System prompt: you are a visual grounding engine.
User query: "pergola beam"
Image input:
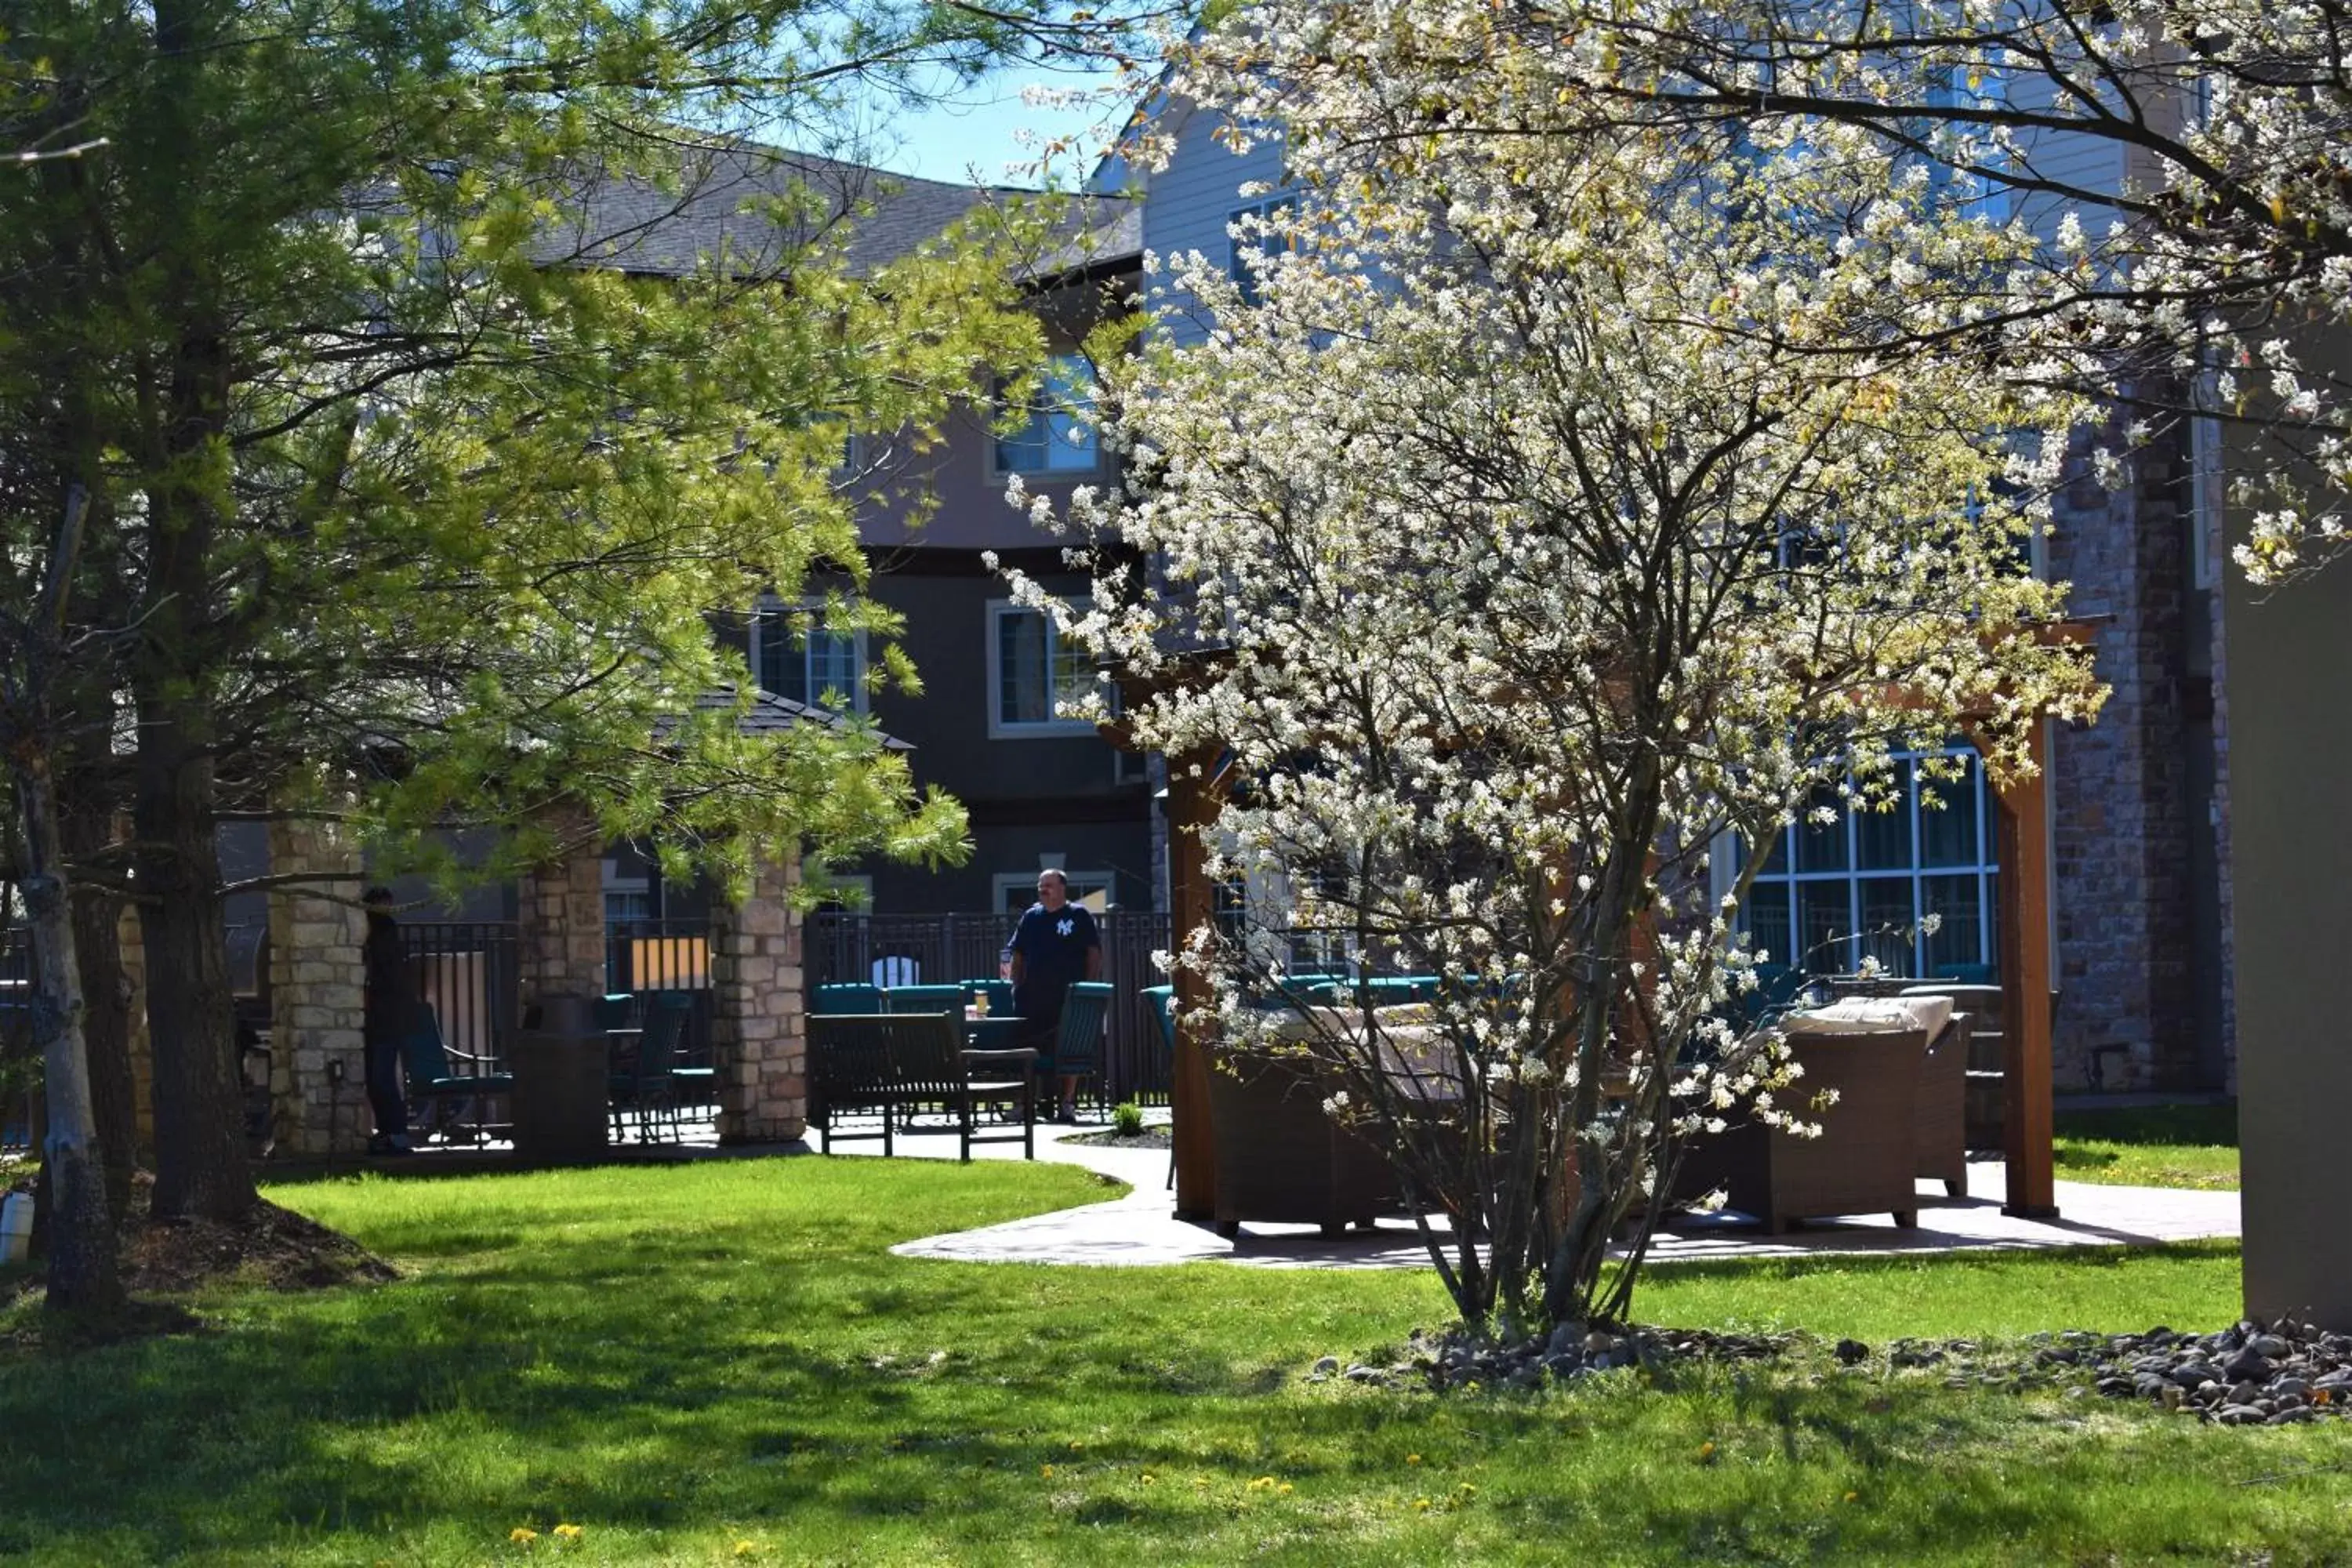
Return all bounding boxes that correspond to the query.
[1991,714,2060,1217]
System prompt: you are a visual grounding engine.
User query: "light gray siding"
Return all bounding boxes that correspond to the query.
[1139,105,1285,346]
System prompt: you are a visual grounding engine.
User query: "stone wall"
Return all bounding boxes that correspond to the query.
[2046,418,2203,1091]
[265,816,370,1154]
[710,852,806,1143]
[517,816,607,1007]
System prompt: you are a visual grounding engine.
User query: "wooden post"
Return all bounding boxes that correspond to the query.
[1165,749,1221,1219]
[1991,716,2058,1218]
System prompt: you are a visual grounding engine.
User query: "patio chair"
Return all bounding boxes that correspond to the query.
[906,1012,1039,1161]
[812,983,884,1015]
[608,993,686,1143]
[400,1001,514,1144]
[1054,981,1115,1115]
[1901,982,2006,1154]
[1206,1043,1396,1237]
[1675,1026,1927,1233]
[808,1013,902,1155]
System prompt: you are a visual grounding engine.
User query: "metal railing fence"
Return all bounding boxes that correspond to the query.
[804,909,1178,1106]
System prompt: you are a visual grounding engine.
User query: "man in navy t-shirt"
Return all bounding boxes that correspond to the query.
[1008,869,1103,1123]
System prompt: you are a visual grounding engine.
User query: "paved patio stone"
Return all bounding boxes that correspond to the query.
[866,1120,2241,1271]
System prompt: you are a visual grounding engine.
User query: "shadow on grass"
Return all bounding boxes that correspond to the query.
[0,1161,2300,1565]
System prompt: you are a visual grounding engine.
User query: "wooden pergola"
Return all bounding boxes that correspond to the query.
[1120,662,2081,1226]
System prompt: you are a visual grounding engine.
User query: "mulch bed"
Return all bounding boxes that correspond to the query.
[0,1170,396,1347]
[1062,1127,1174,1150]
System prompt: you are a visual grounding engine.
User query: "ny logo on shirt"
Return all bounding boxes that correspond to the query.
[1056,918,1076,937]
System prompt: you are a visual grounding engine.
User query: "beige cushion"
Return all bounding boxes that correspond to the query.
[1784,995,1953,1040]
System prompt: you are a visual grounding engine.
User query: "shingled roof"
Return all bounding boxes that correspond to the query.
[689,684,913,750]
[534,140,1138,281]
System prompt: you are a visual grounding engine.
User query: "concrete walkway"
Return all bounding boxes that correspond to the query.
[867,1117,2241,1271]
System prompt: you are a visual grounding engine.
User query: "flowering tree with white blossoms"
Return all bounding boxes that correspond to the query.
[1016,64,2104,1333]
[1159,0,2352,584]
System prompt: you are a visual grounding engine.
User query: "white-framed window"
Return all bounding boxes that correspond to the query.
[1738,746,2000,978]
[986,598,1101,736]
[992,354,1098,477]
[995,870,1115,914]
[750,594,866,713]
[1228,191,1298,307]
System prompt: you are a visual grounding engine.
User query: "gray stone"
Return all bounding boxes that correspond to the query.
[1312,1356,1338,1376]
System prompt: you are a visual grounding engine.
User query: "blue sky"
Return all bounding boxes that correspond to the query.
[839,59,1138,188]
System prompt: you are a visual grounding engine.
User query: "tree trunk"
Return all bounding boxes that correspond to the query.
[14,749,124,1315]
[133,725,253,1222]
[63,791,136,1223]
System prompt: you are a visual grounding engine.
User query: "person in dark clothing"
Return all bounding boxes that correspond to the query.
[361,887,416,1155]
[1007,869,1102,1123]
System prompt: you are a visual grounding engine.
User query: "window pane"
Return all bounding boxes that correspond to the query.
[1795,783,1848,872]
[1922,873,1984,973]
[997,610,1051,724]
[760,614,808,705]
[1744,883,1793,969]
[808,627,858,705]
[1045,408,1095,470]
[1857,877,1917,976]
[1051,629,1095,720]
[996,357,1095,474]
[1797,881,1851,974]
[1918,754,1981,866]
[995,405,1048,474]
[1854,760,1911,870]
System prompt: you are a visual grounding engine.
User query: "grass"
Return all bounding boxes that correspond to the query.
[0,1155,2340,1566]
[2054,1104,2241,1190]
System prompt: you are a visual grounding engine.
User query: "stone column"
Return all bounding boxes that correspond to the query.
[116,901,154,1155]
[517,811,607,1007]
[266,815,368,1154]
[710,851,805,1144]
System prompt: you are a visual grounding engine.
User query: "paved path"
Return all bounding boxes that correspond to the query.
[866,1117,2241,1271]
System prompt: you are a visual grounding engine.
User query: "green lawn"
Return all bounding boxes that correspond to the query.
[0,1156,2339,1566]
[2053,1105,2241,1190]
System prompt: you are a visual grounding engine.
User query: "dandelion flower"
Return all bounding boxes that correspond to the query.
[1699,1441,1717,1460]
[733,1543,761,1559]
[510,1527,538,1546]
[1406,1454,1422,1465]
[553,1524,583,1541]
[1040,1465,1054,1479]
[1278,1483,1294,1495]
[1414,1497,1432,1512]
[1843,1491,1859,1503]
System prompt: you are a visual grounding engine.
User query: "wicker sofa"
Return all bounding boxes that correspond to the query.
[1206,1044,1399,1238]
[1676,1025,1928,1233]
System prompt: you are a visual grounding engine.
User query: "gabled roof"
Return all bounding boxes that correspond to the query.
[536,140,1138,281]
